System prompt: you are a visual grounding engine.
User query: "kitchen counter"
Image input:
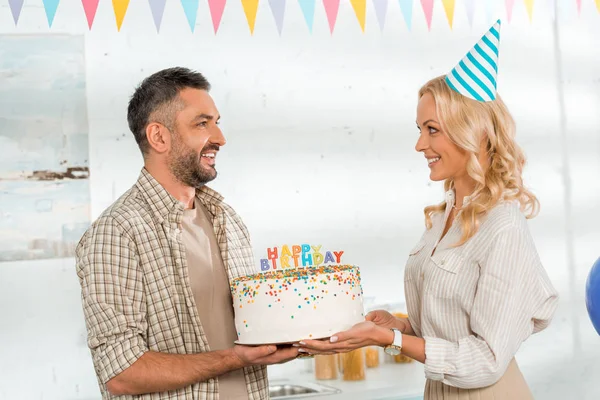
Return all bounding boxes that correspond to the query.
[268,359,426,400]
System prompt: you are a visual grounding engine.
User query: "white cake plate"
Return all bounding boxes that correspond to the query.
[234,335,330,346]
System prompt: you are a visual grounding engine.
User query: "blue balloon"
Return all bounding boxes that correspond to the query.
[585,257,600,335]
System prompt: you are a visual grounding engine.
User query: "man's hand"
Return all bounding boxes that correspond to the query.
[233,344,299,367]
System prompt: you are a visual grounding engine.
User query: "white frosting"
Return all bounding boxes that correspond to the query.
[231,265,365,345]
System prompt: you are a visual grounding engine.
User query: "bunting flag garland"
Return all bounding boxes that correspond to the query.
[372,0,388,31]
[112,0,130,31]
[464,0,476,28]
[505,0,515,22]
[181,0,200,32]
[3,0,597,32]
[524,0,535,22]
[485,0,497,22]
[8,0,24,25]
[241,0,259,34]
[420,0,434,31]
[148,0,167,32]
[208,0,227,33]
[269,0,286,35]
[81,0,100,29]
[43,0,60,27]
[323,0,340,34]
[398,0,414,30]
[442,0,455,28]
[298,0,316,32]
[350,0,367,32]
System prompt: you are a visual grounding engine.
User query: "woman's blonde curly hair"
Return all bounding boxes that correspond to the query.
[419,76,539,246]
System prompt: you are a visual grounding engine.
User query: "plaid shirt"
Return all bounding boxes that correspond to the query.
[76,168,269,400]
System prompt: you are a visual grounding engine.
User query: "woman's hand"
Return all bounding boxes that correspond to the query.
[296,321,393,355]
[366,310,413,335]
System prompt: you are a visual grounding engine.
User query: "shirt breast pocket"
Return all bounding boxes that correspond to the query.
[425,248,470,300]
[405,239,427,282]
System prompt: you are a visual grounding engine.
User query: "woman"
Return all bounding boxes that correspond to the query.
[298,22,558,399]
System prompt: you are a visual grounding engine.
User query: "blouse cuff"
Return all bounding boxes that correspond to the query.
[424,336,456,381]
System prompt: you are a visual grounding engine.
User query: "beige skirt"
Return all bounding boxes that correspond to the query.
[424,359,534,400]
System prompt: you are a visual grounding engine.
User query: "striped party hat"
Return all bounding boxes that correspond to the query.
[445,19,501,102]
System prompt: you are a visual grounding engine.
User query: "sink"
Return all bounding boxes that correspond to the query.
[269,382,340,399]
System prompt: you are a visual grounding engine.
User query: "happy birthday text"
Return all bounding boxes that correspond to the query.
[260,244,344,271]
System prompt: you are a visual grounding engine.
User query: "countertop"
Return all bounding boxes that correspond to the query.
[268,358,426,400]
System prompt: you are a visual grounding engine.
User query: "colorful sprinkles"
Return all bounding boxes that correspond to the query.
[231,265,362,309]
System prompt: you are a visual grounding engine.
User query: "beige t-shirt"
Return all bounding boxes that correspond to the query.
[182,199,248,400]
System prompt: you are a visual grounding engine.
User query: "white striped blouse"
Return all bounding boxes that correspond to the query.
[404,190,559,389]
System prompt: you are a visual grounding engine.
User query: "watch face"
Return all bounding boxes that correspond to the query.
[385,347,401,356]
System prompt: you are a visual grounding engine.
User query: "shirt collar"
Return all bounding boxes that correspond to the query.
[445,190,473,208]
[135,168,224,224]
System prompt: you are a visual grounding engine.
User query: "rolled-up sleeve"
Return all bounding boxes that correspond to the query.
[423,225,559,388]
[76,216,148,384]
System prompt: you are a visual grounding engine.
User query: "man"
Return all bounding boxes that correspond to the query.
[76,67,298,399]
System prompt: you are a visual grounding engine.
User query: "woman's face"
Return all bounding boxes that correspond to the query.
[415,93,470,182]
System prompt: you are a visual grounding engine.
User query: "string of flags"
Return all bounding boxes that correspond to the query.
[5,0,600,34]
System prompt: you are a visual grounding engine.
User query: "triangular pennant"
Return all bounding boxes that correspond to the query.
[8,0,24,25]
[323,0,340,34]
[298,0,316,32]
[148,0,167,32]
[81,0,100,29]
[442,0,455,28]
[505,0,515,22]
[485,0,497,21]
[420,0,434,31]
[596,0,600,12]
[524,0,534,21]
[241,0,260,34]
[464,0,476,27]
[576,0,581,15]
[350,0,366,32]
[269,0,286,35]
[208,0,227,33]
[372,0,388,31]
[398,0,414,30]
[112,0,130,31]
[446,19,501,102]
[180,0,200,32]
[43,0,60,27]
[547,0,555,21]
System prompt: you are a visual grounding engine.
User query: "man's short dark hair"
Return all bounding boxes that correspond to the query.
[127,67,211,155]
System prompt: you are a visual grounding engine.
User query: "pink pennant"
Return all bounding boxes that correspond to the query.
[208,0,227,33]
[81,0,100,29]
[323,0,340,34]
[505,0,515,22]
[576,0,582,15]
[420,0,434,31]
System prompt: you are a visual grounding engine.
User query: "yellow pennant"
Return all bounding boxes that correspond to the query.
[442,0,455,29]
[112,0,130,31]
[596,0,600,12]
[524,0,535,22]
[350,0,367,32]
[241,0,259,34]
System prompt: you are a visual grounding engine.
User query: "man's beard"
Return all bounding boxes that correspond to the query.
[168,134,218,189]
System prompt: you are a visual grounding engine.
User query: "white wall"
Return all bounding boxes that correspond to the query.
[1,1,599,399]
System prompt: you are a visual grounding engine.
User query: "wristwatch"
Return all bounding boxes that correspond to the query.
[384,328,403,356]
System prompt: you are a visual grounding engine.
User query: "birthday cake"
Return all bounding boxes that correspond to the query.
[230,244,365,344]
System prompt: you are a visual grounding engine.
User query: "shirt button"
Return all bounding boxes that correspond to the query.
[420,272,424,279]
[440,260,445,265]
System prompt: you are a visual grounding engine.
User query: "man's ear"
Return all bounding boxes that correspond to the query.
[146,122,171,154]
